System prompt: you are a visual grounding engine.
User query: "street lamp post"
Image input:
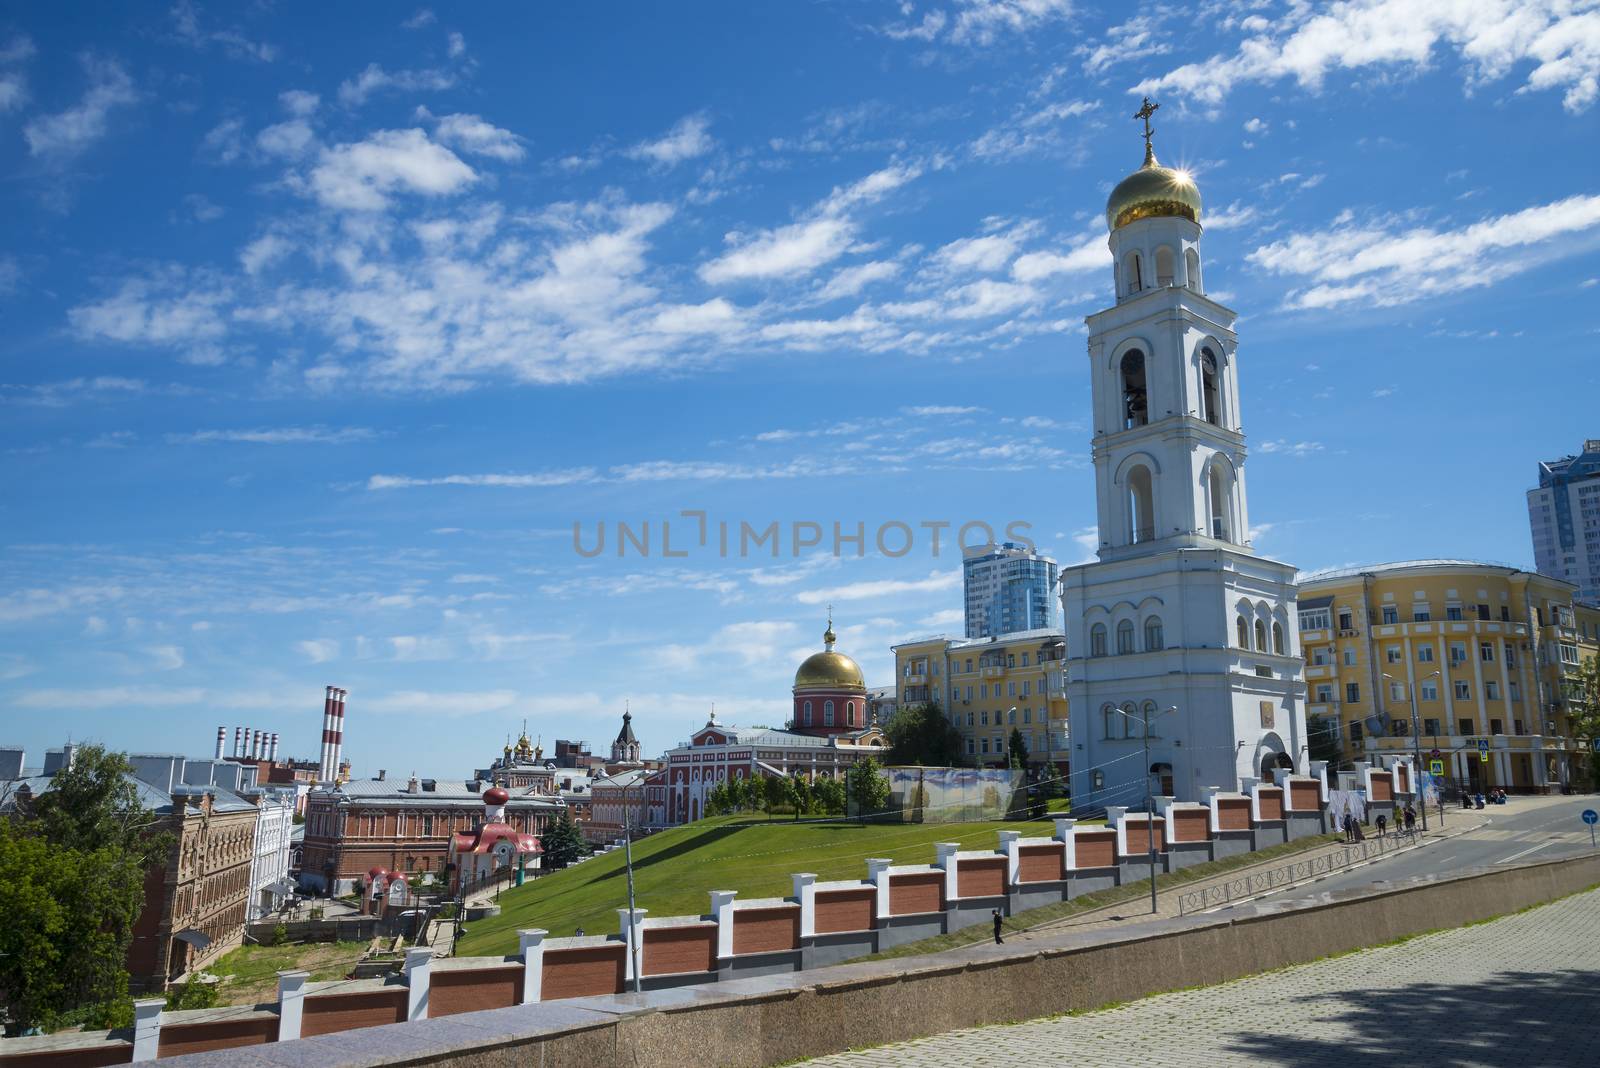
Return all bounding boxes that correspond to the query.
[1115,704,1176,915]
[1383,669,1439,831]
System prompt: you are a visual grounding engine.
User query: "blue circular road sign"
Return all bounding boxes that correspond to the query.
[1583,810,1598,826]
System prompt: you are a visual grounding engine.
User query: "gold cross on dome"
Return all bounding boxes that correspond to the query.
[1134,96,1159,160]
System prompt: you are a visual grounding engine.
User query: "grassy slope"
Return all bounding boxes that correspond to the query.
[209,942,369,1006]
[455,814,1066,956]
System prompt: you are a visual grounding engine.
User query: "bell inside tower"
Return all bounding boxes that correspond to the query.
[1120,350,1148,429]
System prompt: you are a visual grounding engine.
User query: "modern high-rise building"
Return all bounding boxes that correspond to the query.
[1527,439,1600,603]
[962,542,1060,638]
[1061,102,1307,810]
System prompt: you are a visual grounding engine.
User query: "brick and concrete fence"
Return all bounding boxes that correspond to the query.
[0,768,1369,1065]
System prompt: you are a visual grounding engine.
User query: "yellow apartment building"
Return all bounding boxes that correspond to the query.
[1297,560,1598,793]
[892,628,1069,769]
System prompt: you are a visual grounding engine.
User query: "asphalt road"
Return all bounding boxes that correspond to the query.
[1257,793,1599,907]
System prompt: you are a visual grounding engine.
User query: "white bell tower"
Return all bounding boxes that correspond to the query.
[1062,99,1307,811]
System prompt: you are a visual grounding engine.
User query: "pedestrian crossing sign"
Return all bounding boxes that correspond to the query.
[1429,759,1444,775]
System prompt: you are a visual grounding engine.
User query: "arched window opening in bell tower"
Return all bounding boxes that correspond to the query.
[1155,246,1175,287]
[1124,252,1144,295]
[1120,350,1148,429]
[1185,248,1201,293]
[1127,464,1155,543]
[1208,465,1231,541]
[1201,349,1221,426]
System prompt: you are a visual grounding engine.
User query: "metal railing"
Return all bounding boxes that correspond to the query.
[1177,831,1417,915]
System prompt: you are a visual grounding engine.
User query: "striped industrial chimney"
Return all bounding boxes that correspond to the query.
[331,688,348,783]
[319,686,337,783]
[234,726,244,758]
[215,727,226,760]
[268,732,279,763]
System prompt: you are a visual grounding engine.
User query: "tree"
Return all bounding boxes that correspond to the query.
[1007,727,1029,769]
[0,746,169,1035]
[1570,653,1600,789]
[886,703,965,767]
[763,774,795,814]
[542,808,586,869]
[812,776,846,815]
[846,757,891,820]
[791,774,814,817]
[704,780,728,817]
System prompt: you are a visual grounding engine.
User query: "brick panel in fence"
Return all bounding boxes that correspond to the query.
[1217,797,1252,830]
[430,965,522,1018]
[300,988,407,1038]
[1170,808,1209,843]
[1258,788,1285,821]
[957,857,1007,899]
[814,888,874,934]
[642,924,717,977]
[732,907,801,955]
[543,944,625,1000]
[888,872,944,915]
[1017,843,1065,882]
[1074,830,1117,869]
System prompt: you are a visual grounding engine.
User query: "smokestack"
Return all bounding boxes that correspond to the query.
[256,729,266,760]
[320,686,335,783]
[268,732,279,763]
[331,688,347,784]
[234,726,244,758]
[215,727,226,761]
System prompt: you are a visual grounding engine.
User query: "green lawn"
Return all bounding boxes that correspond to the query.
[455,814,1071,955]
[209,941,369,1006]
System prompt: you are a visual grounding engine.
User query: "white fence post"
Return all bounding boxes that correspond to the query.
[403,947,432,1021]
[792,873,817,939]
[709,890,738,960]
[131,998,163,1062]
[276,971,309,1041]
[518,929,546,1005]
[865,858,893,920]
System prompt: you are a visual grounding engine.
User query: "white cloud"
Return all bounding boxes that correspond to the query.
[338,62,456,107]
[1244,117,1267,134]
[167,425,375,445]
[796,570,960,605]
[1205,201,1260,230]
[0,34,34,64]
[628,113,714,167]
[256,119,317,159]
[306,128,477,211]
[1140,0,1600,113]
[432,112,526,160]
[918,608,965,628]
[367,469,598,490]
[24,56,137,158]
[447,31,467,59]
[402,8,436,29]
[904,405,981,416]
[69,278,231,347]
[1256,439,1325,457]
[1010,231,1108,282]
[700,163,920,285]
[1081,16,1169,75]
[931,229,1025,274]
[170,0,276,61]
[816,260,900,301]
[201,118,245,163]
[700,217,855,284]
[146,644,185,670]
[280,89,320,116]
[296,638,339,663]
[1249,193,1600,309]
[240,233,293,274]
[948,0,1073,46]
[0,72,25,113]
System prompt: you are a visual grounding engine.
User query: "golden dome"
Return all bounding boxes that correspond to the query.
[794,614,865,690]
[1106,152,1201,232]
[794,650,867,691]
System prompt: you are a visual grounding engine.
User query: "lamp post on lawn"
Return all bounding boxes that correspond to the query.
[1382,670,1438,831]
[1116,704,1177,915]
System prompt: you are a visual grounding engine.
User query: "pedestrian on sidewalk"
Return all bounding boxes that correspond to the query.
[1375,811,1388,837]
[1403,806,1417,834]
[992,909,1004,945]
[1342,811,1355,843]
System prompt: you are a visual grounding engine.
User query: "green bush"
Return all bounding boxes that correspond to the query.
[164,976,218,1012]
[269,923,289,947]
[436,902,458,920]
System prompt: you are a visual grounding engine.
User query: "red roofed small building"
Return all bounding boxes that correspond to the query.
[449,786,542,893]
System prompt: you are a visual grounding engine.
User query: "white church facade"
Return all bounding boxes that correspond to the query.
[1063,100,1307,811]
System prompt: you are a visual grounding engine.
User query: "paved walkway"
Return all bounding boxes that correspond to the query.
[805,884,1600,1067]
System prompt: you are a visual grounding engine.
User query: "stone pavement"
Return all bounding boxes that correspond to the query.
[804,883,1600,1067]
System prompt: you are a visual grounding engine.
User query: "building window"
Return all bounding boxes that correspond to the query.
[1022,708,1032,723]
[1418,645,1435,663]
[1509,680,1521,702]
[967,712,974,726]
[1200,349,1221,425]
[1316,684,1333,703]
[1300,608,1330,631]
[1021,680,1031,696]
[1490,718,1504,735]
[1007,708,1016,724]
[1343,648,1356,667]
[1382,606,1398,624]
[845,701,855,724]
[1454,680,1472,700]
[1090,624,1108,657]
[1338,609,1353,631]
[1477,604,1490,621]
[823,700,835,726]
[1007,654,1016,668]
[1386,646,1401,664]
[1421,680,1439,701]
[1254,619,1268,651]
[1459,718,1474,736]
[1450,642,1467,664]
[1120,349,1148,428]
[1103,704,1117,738]
[1446,605,1464,621]
[1021,652,1030,666]
[1346,682,1361,704]
[1390,682,1405,702]
[1117,620,1136,655]
[1272,622,1286,655]
[803,701,813,726]
[1424,717,1441,736]
[966,739,975,755]
[1485,681,1500,701]
[1413,606,1431,622]
[1236,616,1250,648]
[1505,645,1516,669]
[1123,703,1141,739]
[1480,642,1494,662]
[981,738,990,754]
[1349,720,1364,744]
[981,711,989,726]
[1145,617,1164,651]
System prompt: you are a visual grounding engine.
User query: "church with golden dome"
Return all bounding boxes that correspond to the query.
[658,616,887,825]
[791,615,871,736]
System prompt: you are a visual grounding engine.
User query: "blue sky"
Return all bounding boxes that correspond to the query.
[3,1,1598,778]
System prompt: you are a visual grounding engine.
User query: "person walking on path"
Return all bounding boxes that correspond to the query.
[992,909,1004,945]
[1342,811,1355,843]
[1375,811,1388,838]
[1403,806,1417,835]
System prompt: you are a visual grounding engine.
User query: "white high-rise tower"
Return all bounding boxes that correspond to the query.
[1063,100,1306,810]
